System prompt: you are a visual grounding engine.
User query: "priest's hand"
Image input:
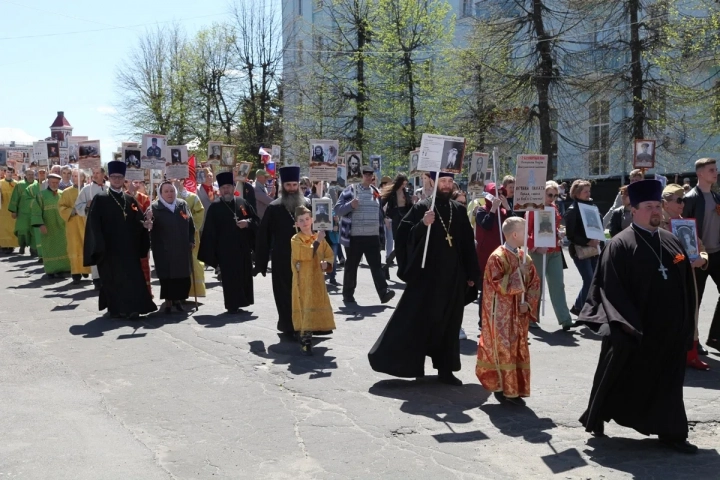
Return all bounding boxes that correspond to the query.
[423,210,435,226]
[39,225,47,235]
[519,302,529,314]
[236,219,249,229]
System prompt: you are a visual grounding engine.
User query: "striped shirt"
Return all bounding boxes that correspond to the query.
[351,184,380,237]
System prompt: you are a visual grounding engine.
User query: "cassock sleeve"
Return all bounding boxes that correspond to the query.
[394,203,427,283]
[484,252,525,296]
[58,190,74,222]
[578,238,643,336]
[129,197,150,257]
[84,196,105,266]
[8,184,21,214]
[456,203,481,285]
[30,195,43,227]
[197,206,218,268]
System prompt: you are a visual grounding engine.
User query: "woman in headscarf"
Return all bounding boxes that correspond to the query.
[148,181,195,313]
[173,178,206,297]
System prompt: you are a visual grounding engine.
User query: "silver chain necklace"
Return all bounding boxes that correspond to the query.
[632,225,668,280]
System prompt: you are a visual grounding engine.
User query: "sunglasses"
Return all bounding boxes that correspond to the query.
[546,193,558,198]
[362,172,374,176]
[668,197,685,204]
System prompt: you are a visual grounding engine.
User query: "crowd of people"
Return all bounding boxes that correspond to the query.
[0,156,716,455]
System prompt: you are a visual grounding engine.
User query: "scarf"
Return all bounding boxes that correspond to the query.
[201,184,215,200]
[157,183,178,212]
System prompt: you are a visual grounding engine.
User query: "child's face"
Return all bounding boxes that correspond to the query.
[296,214,313,232]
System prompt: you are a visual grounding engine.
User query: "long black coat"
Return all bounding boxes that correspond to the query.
[150,200,195,280]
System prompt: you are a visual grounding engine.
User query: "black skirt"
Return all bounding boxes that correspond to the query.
[159,277,191,300]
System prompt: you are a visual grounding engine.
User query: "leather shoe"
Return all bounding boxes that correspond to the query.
[438,372,462,386]
[591,422,606,437]
[380,290,395,304]
[343,296,356,304]
[697,342,709,356]
[658,437,698,454]
[570,306,581,316]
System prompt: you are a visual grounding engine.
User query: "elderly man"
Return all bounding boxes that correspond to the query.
[84,161,156,319]
[579,180,697,453]
[31,173,70,278]
[8,169,37,256]
[198,172,258,313]
[662,183,709,370]
[253,169,275,220]
[255,166,311,334]
[75,166,107,289]
[58,169,91,284]
[0,167,19,254]
[42,165,62,190]
[59,166,73,189]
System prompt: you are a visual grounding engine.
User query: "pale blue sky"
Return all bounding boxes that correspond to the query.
[0,0,229,159]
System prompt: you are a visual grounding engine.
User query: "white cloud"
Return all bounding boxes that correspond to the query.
[96,106,117,115]
[0,127,40,144]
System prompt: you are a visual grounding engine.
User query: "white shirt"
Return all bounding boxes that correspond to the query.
[75,182,107,217]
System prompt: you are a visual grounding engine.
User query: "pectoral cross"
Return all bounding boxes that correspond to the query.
[659,264,668,280]
[445,233,453,247]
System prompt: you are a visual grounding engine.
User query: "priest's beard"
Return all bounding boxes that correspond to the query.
[281,189,304,212]
[436,190,452,203]
[649,214,662,228]
[222,193,234,202]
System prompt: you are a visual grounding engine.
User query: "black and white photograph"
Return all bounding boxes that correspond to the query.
[165,145,189,179]
[221,145,236,167]
[309,139,340,167]
[47,142,60,162]
[337,154,345,166]
[78,140,101,170]
[533,207,557,248]
[236,162,252,182]
[271,144,281,162]
[345,151,362,183]
[633,139,656,169]
[671,218,700,261]
[440,141,464,172]
[312,198,333,231]
[208,141,222,162]
[370,155,381,184]
[141,134,167,169]
[577,201,605,241]
[124,149,142,168]
[468,152,489,187]
[409,150,420,175]
[196,169,207,185]
[417,134,466,173]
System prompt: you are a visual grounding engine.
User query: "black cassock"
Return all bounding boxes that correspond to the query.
[578,225,695,439]
[84,190,157,316]
[368,198,480,377]
[255,199,310,334]
[198,197,258,311]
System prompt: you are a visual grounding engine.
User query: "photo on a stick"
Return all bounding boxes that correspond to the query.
[312,197,333,231]
[671,218,700,262]
[633,139,656,169]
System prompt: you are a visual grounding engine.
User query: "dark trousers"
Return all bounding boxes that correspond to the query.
[343,235,388,299]
[572,255,599,311]
[694,250,720,340]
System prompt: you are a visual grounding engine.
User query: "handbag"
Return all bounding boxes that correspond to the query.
[574,244,599,260]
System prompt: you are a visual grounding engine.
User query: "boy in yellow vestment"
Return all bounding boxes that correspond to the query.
[291,206,336,355]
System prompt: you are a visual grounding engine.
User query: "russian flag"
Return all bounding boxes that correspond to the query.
[265,161,276,178]
[259,146,271,164]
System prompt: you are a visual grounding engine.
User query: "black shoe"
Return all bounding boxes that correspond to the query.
[127,312,140,320]
[380,290,395,304]
[19,247,25,255]
[561,321,577,331]
[46,273,55,279]
[658,437,698,454]
[591,422,606,437]
[174,302,184,312]
[71,274,81,284]
[705,338,720,352]
[226,308,239,314]
[328,278,339,286]
[438,371,462,386]
[383,265,390,281]
[343,296,356,303]
[92,279,101,291]
[313,330,333,336]
[570,306,581,316]
[300,333,313,356]
[697,342,708,356]
[29,249,37,258]
[82,274,89,279]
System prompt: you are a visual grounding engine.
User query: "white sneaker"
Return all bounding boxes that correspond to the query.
[459,328,467,340]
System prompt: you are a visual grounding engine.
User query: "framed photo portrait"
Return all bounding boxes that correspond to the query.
[671,218,700,262]
[312,197,333,231]
[578,202,605,241]
[633,139,656,169]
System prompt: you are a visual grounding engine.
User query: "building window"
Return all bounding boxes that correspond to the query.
[588,100,610,176]
[462,0,472,17]
[297,40,304,66]
[298,0,303,15]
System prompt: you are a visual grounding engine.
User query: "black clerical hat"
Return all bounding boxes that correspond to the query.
[107,161,126,177]
[216,171,234,187]
[279,166,300,183]
[427,172,455,181]
[628,179,662,206]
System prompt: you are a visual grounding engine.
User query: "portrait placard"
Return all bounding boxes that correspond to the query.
[33,142,48,165]
[220,145,236,167]
[671,218,700,262]
[123,147,145,181]
[533,207,557,248]
[207,141,222,165]
[165,145,189,179]
[578,202,605,241]
[336,156,347,187]
[468,152,489,193]
[514,154,548,211]
[409,149,420,176]
[235,162,253,182]
[141,134,167,169]
[271,145,281,163]
[312,197,333,231]
[344,151,363,183]
[309,139,339,166]
[417,134,466,173]
[46,142,60,164]
[633,139,656,169]
[78,140,101,170]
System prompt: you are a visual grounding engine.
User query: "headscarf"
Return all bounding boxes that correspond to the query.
[157,181,177,212]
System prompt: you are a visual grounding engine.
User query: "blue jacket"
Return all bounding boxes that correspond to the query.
[334,184,385,248]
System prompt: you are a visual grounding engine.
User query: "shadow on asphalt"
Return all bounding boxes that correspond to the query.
[193,312,258,328]
[369,378,491,443]
[479,403,556,444]
[336,303,392,321]
[684,353,720,390]
[69,316,146,339]
[249,337,337,379]
[10,275,65,289]
[459,338,478,356]
[530,327,580,347]
[584,435,720,477]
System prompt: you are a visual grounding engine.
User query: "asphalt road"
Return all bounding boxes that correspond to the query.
[1,249,719,479]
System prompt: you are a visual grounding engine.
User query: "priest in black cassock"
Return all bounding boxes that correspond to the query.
[578,179,697,454]
[255,166,310,334]
[84,161,157,319]
[198,172,258,313]
[368,173,480,385]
